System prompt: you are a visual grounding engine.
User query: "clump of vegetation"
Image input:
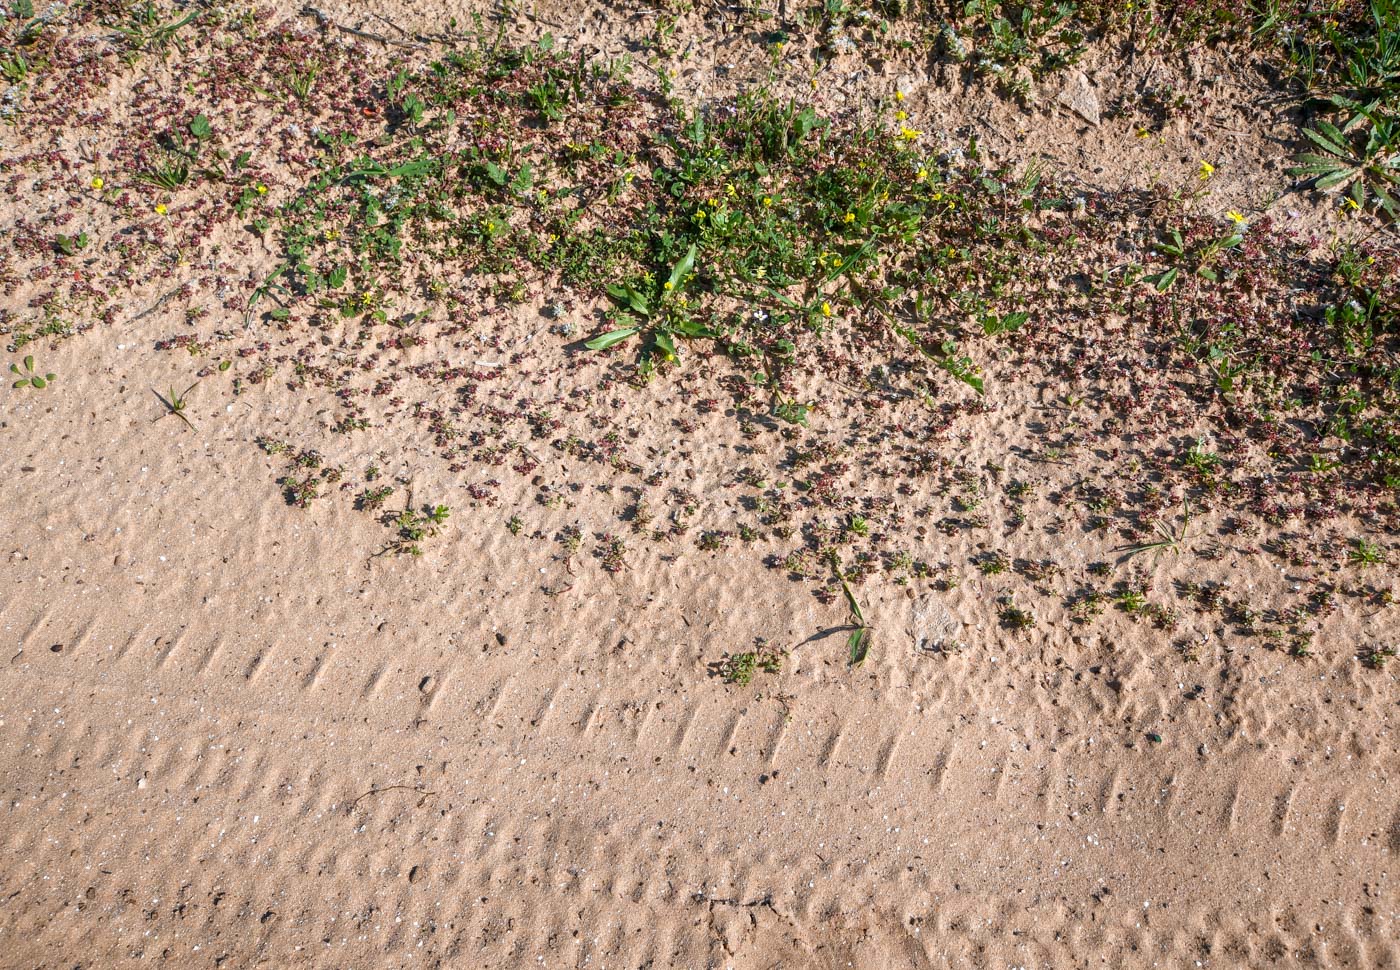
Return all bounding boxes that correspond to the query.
[4,1,1397,676]
[714,639,785,686]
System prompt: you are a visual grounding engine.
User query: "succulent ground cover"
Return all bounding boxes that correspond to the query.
[3,0,1397,671]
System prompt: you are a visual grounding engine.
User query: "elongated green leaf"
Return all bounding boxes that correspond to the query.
[840,579,862,624]
[584,327,639,351]
[847,626,870,666]
[666,242,697,294]
[1315,169,1357,190]
[653,331,677,358]
[1304,121,1351,158]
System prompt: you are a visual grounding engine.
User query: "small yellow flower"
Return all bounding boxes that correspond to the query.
[663,281,674,290]
[762,196,772,207]
[155,203,168,216]
[1343,196,1360,211]
[895,90,905,102]
[1198,160,1215,180]
[695,209,706,220]
[1226,210,1246,225]
[916,167,928,181]
[843,211,855,224]
[821,301,833,317]
[90,176,104,190]
[899,126,921,142]
[256,183,268,195]
[725,182,736,197]
[1135,127,1150,139]
[895,110,907,121]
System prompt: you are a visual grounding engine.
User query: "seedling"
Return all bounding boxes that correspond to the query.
[1119,499,1193,558]
[715,640,785,686]
[154,381,199,430]
[10,356,54,389]
[830,553,872,666]
[1349,537,1387,567]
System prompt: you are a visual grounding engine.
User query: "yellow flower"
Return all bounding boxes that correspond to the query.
[821,301,833,317]
[1198,160,1215,180]
[895,90,905,102]
[1135,127,1150,139]
[1226,210,1246,225]
[725,183,736,197]
[762,196,772,207]
[256,183,268,195]
[90,176,104,190]
[663,281,674,290]
[916,167,928,181]
[899,126,921,142]
[843,211,855,223]
[895,110,907,121]
[1343,196,1360,211]
[155,203,168,216]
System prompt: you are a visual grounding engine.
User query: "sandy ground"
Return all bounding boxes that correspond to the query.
[2,2,1397,967]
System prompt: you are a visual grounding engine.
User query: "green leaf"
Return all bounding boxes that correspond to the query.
[671,319,714,339]
[847,627,870,666]
[1304,121,1351,158]
[327,265,348,288]
[666,242,697,294]
[839,577,864,625]
[584,327,639,351]
[30,376,45,389]
[605,283,650,317]
[218,360,232,372]
[1314,169,1356,190]
[654,331,677,358]
[1147,267,1178,292]
[189,114,211,140]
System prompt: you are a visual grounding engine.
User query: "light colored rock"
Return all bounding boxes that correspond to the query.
[1057,70,1101,126]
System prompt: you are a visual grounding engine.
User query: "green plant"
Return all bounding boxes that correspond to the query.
[1290,114,1400,217]
[1120,499,1193,558]
[9,355,54,389]
[54,231,88,256]
[831,553,872,666]
[716,639,785,685]
[1361,644,1397,669]
[1143,227,1244,292]
[383,503,451,555]
[998,595,1036,631]
[154,381,199,429]
[1349,536,1387,567]
[109,2,199,60]
[585,243,712,363]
